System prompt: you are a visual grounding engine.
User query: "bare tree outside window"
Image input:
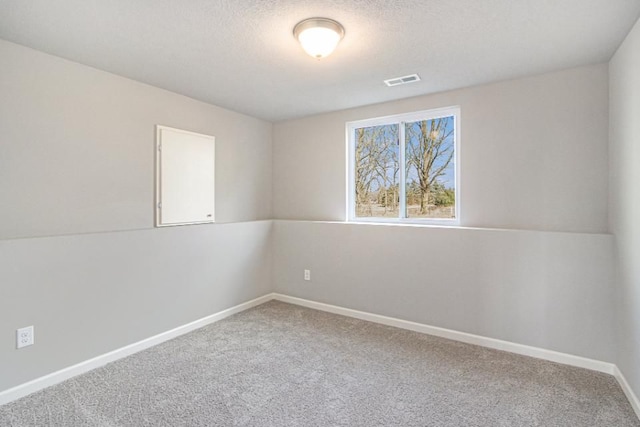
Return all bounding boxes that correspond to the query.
[405,117,455,218]
[354,124,399,217]
[349,108,458,223]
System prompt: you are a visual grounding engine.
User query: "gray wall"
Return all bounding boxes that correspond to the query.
[273,64,609,234]
[0,222,272,391]
[0,40,273,392]
[273,221,615,362]
[610,16,640,402]
[272,65,616,364]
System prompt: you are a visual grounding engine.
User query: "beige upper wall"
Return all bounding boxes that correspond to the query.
[273,64,609,233]
[0,38,609,237]
[0,40,273,240]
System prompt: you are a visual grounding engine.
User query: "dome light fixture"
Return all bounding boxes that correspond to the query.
[293,17,345,59]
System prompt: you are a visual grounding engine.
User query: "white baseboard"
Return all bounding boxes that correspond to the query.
[0,293,275,406]
[2,291,638,422]
[614,366,640,420]
[273,294,640,420]
[272,294,616,375]
[275,293,640,420]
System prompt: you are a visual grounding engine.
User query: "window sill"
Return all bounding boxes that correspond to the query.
[348,218,459,227]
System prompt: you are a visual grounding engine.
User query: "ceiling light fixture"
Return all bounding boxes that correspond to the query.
[294,17,345,59]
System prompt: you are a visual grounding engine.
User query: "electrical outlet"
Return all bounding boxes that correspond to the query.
[304,269,311,281]
[17,326,34,349]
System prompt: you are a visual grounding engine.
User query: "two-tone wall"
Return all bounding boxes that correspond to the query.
[610,16,640,406]
[0,40,273,392]
[272,64,616,364]
[1,31,635,408]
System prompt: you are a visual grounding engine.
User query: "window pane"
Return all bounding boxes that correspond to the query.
[405,116,456,219]
[354,124,399,218]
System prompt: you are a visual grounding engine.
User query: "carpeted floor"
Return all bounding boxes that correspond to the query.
[0,301,638,426]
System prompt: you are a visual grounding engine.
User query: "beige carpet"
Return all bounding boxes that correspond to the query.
[0,300,638,426]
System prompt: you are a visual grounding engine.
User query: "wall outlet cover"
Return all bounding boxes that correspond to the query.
[17,326,34,349]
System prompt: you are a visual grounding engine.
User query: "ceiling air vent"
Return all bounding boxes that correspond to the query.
[384,74,421,87]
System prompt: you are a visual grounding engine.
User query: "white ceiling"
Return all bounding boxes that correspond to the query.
[1,1,639,122]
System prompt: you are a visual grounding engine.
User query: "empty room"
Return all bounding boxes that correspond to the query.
[1,1,640,425]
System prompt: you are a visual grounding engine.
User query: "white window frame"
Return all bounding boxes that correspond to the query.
[346,106,460,226]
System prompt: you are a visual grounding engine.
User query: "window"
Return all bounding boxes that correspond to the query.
[347,107,459,224]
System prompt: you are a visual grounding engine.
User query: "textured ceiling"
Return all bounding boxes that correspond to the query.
[1,0,639,121]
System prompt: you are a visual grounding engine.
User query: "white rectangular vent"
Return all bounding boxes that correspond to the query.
[384,74,421,87]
